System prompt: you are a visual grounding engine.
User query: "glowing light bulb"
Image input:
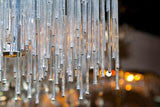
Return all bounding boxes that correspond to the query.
[106,71,112,77]
[126,74,134,82]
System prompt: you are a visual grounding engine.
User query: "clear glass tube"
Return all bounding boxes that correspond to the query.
[0,0,120,102]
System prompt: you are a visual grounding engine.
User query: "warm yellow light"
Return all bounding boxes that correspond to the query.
[17,96,22,101]
[119,70,124,77]
[126,74,134,82]
[125,84,132,91]
[0,96,7,101]
[134,74,142,81]
[99,69,107,78]
[119,79,124,85]
[124,72,130,77]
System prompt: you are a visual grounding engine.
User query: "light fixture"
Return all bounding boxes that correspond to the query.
[0,0,119,103]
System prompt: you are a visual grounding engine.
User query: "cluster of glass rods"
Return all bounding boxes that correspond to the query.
[0,0,119,103]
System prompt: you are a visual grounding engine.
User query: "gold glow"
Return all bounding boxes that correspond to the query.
[134,74,142,81]
[125,84,132,91]
[119,79,124,85]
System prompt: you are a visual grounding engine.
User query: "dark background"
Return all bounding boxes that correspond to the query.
[118,0,160,75]
[119,0,160,36]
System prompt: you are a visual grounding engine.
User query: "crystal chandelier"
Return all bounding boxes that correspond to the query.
[0,0,119,103]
